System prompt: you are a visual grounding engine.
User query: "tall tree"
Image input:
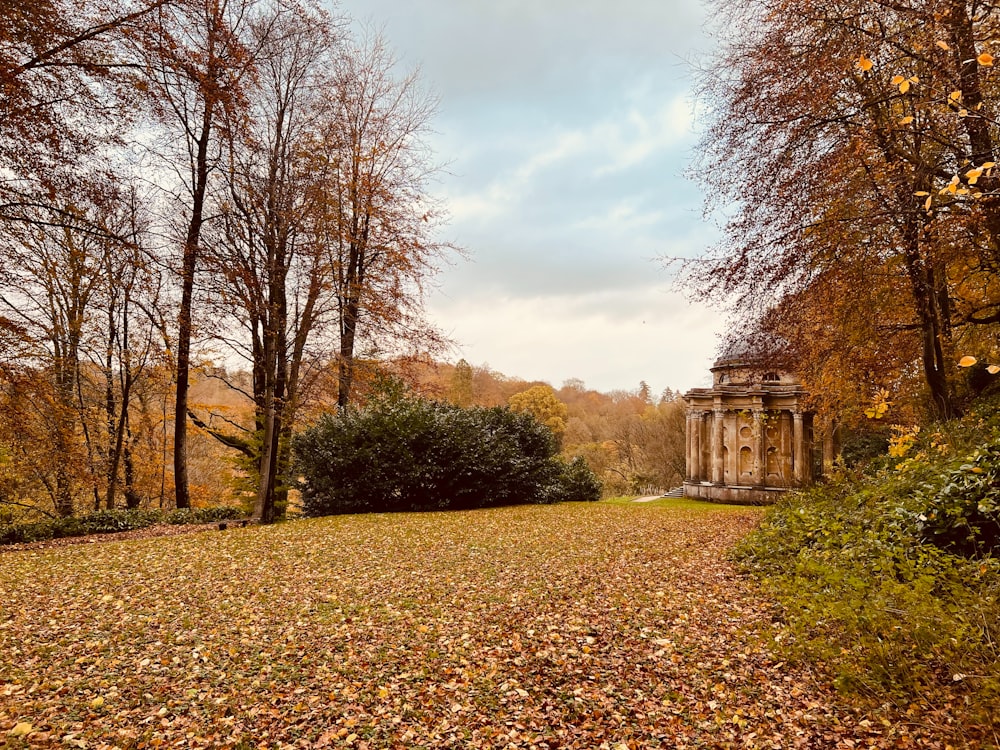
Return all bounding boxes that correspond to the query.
[205,0,343,522]
[0,0,168,230]
[313,33,452,411]
[0,181,162,515]
[138,0,255,508]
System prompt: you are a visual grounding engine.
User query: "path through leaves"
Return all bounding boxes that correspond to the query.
[0,503,971,748]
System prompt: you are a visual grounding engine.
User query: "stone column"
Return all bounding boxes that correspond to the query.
[711,406,724,484]
[685,412,693,480]
[793,410,805,484]
[692,412,702,482]
[752,408,764,485]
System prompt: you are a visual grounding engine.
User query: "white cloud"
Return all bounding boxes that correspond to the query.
[573,199,665,232]
[429,287,724,394]
[332,0,727,393]
[442,92,696,226]
[595,95,697,175]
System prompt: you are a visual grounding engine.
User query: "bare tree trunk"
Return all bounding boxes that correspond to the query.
[900,219,956,420]
[173,102,214,510]
[337,298,360,410]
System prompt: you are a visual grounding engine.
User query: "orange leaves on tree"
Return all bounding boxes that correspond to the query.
[940,175,961,194]
[857,54,874,72]
[957,356,1000,373]
[977,52,994,66]
[864,389,891,419]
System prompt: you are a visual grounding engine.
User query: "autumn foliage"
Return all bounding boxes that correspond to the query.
[688,0,1000,427]
[0,0,454,523]
[4,500,988,747]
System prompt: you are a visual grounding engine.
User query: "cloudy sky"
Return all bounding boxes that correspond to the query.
[335,0,724,395]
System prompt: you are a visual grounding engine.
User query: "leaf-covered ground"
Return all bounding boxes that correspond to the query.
[0,501,982,748]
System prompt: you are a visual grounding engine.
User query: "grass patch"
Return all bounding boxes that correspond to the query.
[603,495,768,512]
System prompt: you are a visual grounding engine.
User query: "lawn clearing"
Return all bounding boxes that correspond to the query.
[0,501,971,748]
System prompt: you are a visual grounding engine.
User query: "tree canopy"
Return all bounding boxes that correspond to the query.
[685,0,1000,425]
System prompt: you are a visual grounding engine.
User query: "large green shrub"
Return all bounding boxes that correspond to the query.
[917,443,1000,556]
[294,396,601,516]
[732,404,1000,727]
[547,456,603,503]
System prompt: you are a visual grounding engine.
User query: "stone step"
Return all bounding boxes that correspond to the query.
[661,487,685,498]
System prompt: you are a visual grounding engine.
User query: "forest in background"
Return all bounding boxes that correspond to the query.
[0,348,687,525]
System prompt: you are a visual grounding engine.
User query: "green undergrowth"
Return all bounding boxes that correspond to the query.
[0,506,244,546]
[733,399,1000,728]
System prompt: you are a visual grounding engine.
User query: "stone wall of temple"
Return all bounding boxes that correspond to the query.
[683,358,813,505]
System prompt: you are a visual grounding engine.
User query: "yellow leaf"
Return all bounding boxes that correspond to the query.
[90,696,105,709]
[959,355,978,367]
[914,190,929,196]
[924,195,933,211]
[949,90,962,101]
[857,55,874,72]
[9,723,32,738]
[959,108,969,117]
[891,74,905,85]
[988,365,1000,374]
[978,52,994,66]
[909,75,919,83]
[899,80,911,93]
[936,40,951,51]
[983,161,996,168]
[898,115,914,125]
[966,168,982,183]
[377,686,389,699]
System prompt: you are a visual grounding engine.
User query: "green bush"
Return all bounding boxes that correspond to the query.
[165,506,244,525]
[294,395,600,516]
[547,456,603,503]
[733,405,1000,728]
[917,443,1000,556]
[82,508,164,533]
[839,426,890,468]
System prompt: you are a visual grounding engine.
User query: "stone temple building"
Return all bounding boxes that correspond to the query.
[683,344,814,504]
